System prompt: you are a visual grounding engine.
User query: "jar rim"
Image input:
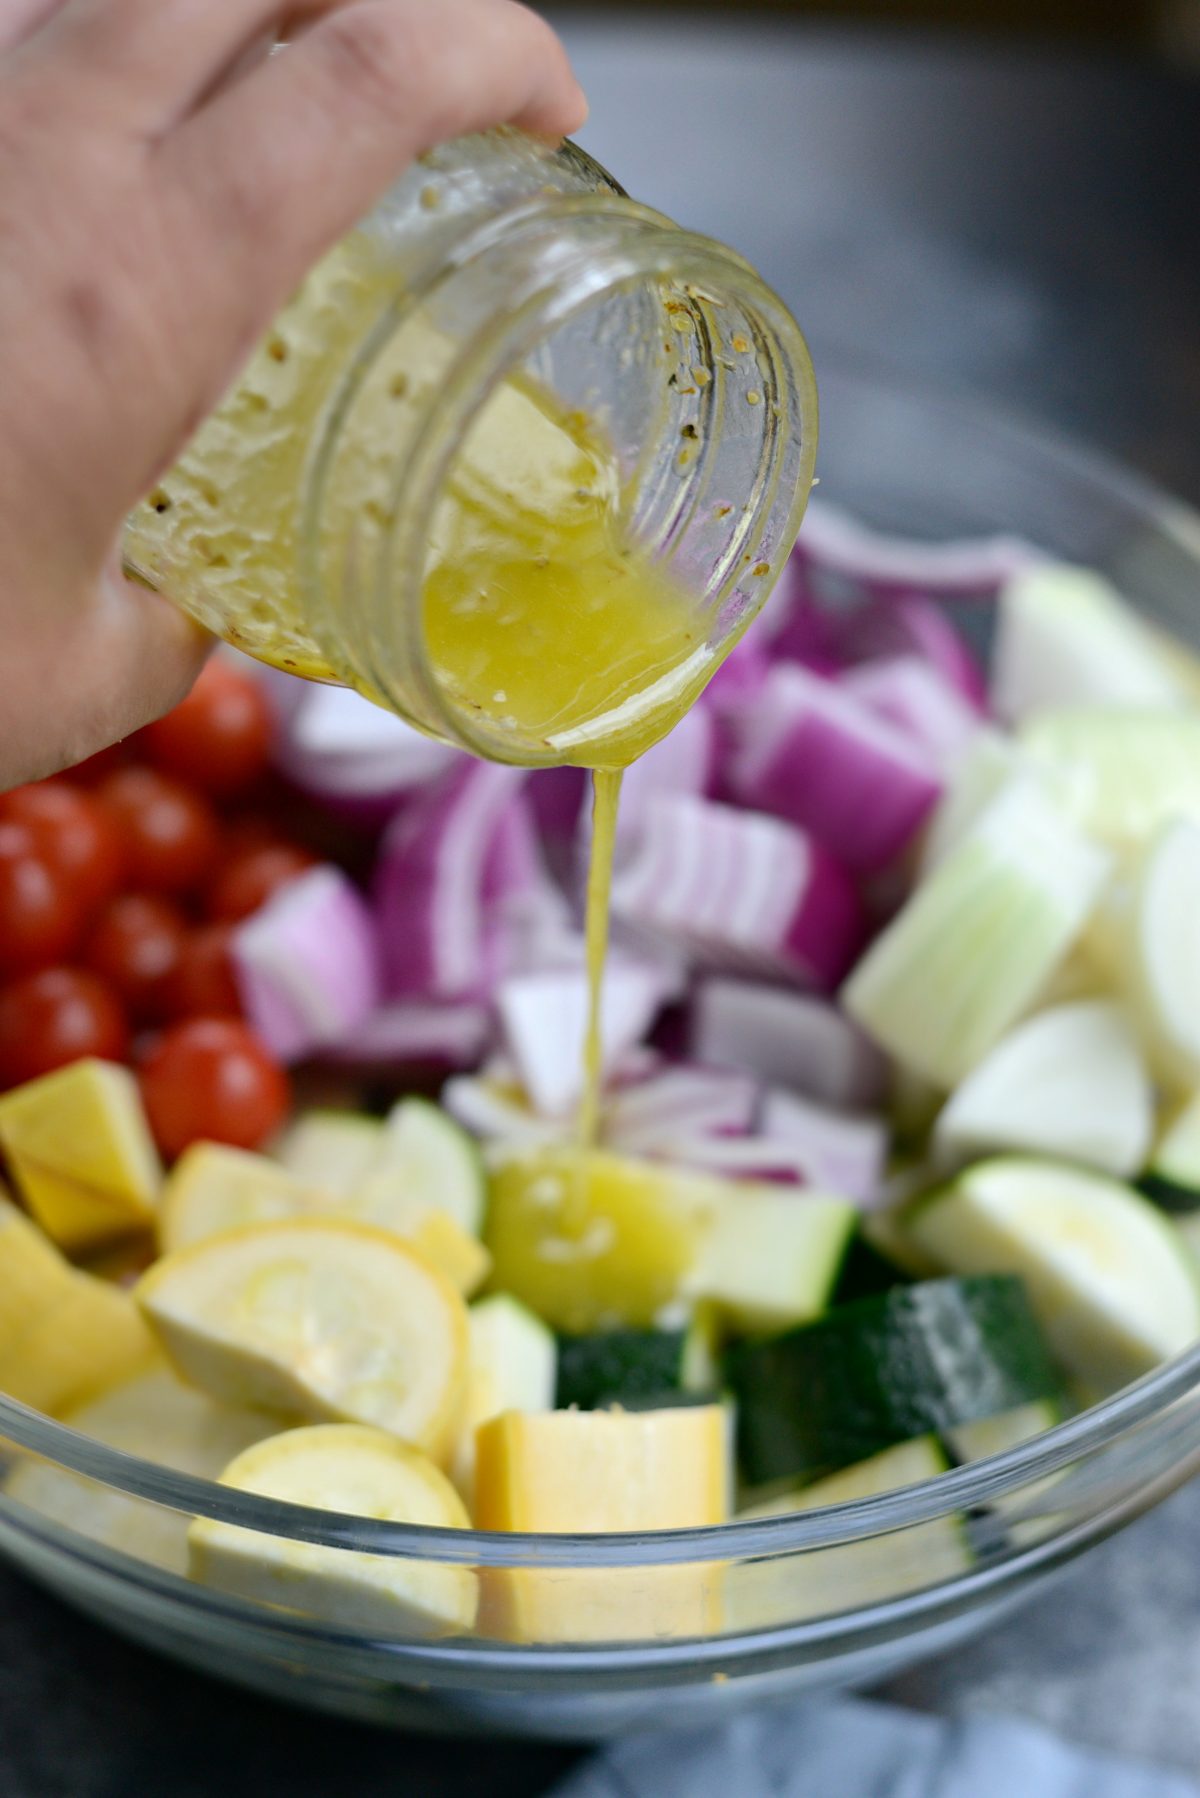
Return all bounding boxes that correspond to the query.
[306,193,818,762]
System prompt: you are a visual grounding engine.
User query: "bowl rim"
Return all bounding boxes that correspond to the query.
[5,364,1200,1570]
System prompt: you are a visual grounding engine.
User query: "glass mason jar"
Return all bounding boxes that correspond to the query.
[124,129,817,767]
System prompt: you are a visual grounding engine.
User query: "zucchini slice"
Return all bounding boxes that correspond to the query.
[844,777,1108,1088]
[1118,819,1200,1090]
[932,999,1152,1179]
[991,564,1183,722]
[555,1311,717,1412]
[728,1436,973,1628]
[1141,1094,1200,1214]
[942,1397,1063,1466]
[691,1187,857,1335]
[907,1156,1200,1390]
[275,1110,383,1194]
[726,1274,1061,1488]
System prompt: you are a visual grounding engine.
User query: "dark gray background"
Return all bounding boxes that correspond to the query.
[3,16,1200,1795]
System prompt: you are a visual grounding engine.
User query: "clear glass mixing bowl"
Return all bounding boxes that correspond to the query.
[4,364,1200,1741]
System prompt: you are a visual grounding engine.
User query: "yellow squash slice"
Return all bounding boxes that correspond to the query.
[136,1219,468,1461]
[189,1424,477,1636]
[158,1143,323,1254]
[6,1365,274,1573]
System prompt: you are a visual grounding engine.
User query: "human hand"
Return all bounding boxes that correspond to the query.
[0,0,586,787]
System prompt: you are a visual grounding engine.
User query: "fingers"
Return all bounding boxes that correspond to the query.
[0,573,211,788]
[164,0,585,308]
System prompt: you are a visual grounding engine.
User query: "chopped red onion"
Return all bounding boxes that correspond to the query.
[232,866,381,1063]
[611,792,866,991]
[728,663,943,872]
[691,977,886,1109]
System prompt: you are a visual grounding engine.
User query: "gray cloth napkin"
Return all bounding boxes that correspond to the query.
[550,1698,1200,1798]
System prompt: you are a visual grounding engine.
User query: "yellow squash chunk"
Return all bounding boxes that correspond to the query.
[136,1219,468,1462]
[485,1149,720,1332]
[6,1366,275,1573]
[0,1060,161,1254]
[159,1143,322,1254]
[1,1270,157,1416]
[189,1424,477,1636]
[0,1195,77,1359]
[474,1405,729,1642]
[403,1211,492,1298]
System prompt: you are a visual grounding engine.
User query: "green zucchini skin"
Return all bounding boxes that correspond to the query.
[726,1274,1063,1488]
[556,1328,694,1411]
[832,1233,910,1304]
[1139,1172,1200,1216]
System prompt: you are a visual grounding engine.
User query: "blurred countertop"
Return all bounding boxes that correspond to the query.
[3,17,1200,1796]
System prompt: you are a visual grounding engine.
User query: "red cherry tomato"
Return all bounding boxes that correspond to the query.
[138,1018,289,1157]
[0,821,86,974]
[206,841,318,924]
[0,781,124,914]
[83,894,189,1023]
[0,967,130,1088]
[98,768,220,898]
[167,923,243,1019]
[69,743,128,786]
[140,660,273,797]
[221,814,290,859]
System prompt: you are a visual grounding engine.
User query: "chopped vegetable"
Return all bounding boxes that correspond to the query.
[690,978,885,1110]
[189,1425,477,1635]
[611,793,865,992]
[451,1295,556,1506]
[691,1186,857,1333]
[138,1018,290,1157]
[275,1109,383,1194]
[1113,819,1200,1089]
[0,1059,160,1253]
[992,565,1183,722]
[400,1211,491,1297]
[844,777,1108,1087]
[353,1097,486,1237]
[473,1405,729,1641]
[372,762,528,1002]
[0,967,130,1089]
[5,1366,272,1573]
[932,999,1152,1178]
[907,1157,1200,1388]
[728,663,943,873]
[136,1218,469,1461]
[495,963,665,1119]
[0,1203,156,1414]
[728,1437,972,1629]
[840,655,982,766]
[273,682,460,822]
[1022,707,1200,856]
[760,1088,888,1204]
[603,1062,760,1156]
[158,1142,318,1254]
[727,1275,1062,1488]
[1141,1094,1200,1213]
[484,1148,721,1332]
[555,1314,716,1411]
[232,866,380,1063]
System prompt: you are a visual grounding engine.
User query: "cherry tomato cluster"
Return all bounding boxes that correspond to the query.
[0,661,303,1155]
